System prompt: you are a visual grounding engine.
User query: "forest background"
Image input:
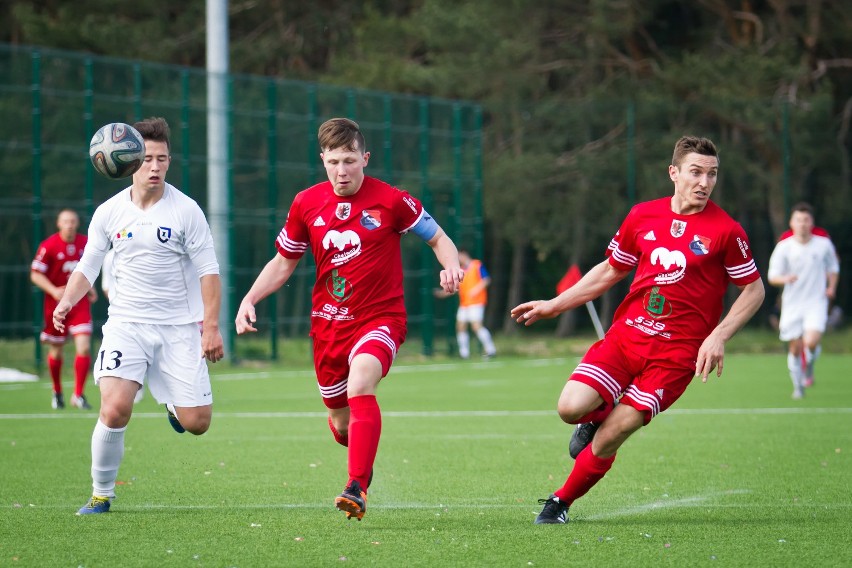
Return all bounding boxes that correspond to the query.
[2,0,850,335]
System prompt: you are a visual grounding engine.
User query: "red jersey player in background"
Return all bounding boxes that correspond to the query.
[235,118,464,521]
[512,136,765,524]
[31,208,98,410]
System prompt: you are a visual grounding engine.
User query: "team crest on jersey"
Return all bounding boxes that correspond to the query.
[66,244,76,256]
[689,235,711,255]
[325,268,354,302]
[336,203,352,220]
[670,220,687,238]
[157,226,173,243]
[360,209,382,230]
[650,247,687,284]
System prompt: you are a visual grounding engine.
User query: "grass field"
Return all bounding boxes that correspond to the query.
[0,336,850,567]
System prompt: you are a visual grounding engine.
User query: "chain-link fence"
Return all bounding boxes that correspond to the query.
[0,44,483,368]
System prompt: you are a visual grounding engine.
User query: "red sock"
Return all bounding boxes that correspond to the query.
[328,416,349,447]
[575,405,611,425]
[554,445,616,505]
[74,355,91,398]
[347,395,381,492]
[47,356,63,394]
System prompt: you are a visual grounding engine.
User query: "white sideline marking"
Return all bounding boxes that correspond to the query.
[1,407,851,420]
[584,489,752,520]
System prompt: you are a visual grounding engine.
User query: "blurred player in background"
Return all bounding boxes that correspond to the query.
[435,249,497,359]
[53,117,224,515]
[512,136,765,524]
[768,202,839,399]
[236,118,464,521]
[31,208,97,410]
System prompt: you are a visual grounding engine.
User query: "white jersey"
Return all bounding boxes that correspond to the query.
[100,248,116,302]
[768,235,839,308]
[75,183,220,324]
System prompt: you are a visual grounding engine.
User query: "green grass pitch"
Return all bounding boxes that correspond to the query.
[0,345,849,567]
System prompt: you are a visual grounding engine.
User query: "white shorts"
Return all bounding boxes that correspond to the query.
[94,321,213,407]
[457,304,485,324]
[778,301,829,341]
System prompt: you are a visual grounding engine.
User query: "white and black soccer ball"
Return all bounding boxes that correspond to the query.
[89,123,145,180]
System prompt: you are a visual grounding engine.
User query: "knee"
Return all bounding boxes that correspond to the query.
[556,400,589,424]
[184,415,211,436]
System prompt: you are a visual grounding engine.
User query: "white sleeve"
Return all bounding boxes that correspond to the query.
[75,206,111,285]
[185,202,220,277]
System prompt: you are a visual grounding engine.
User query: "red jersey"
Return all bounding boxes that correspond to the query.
[276,176,424,338]
[31,232,88,287]
[778,226,830,241]
[605,198,760,367]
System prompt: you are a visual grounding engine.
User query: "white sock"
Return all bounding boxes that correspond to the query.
[787,352,804,390]
[804,345,821,378]
[91,419,126,498]
[476,327,496,356]
[457,332,470,359]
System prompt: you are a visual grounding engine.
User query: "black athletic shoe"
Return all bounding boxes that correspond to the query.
[166,405,186,434]
[335,480,367,521]
[51,392,65,410]
[534,494,569,524]
[569,422,600,459]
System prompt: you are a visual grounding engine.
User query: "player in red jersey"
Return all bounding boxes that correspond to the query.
[31,209,98,410]
[235,118,464,520]
[512,136,765,524]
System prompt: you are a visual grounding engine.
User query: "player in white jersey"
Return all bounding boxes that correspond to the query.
[53,117,224,515]
[767,202,839,399]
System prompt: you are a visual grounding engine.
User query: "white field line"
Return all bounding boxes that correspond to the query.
[583,489,752,520]
[1,407,851,420]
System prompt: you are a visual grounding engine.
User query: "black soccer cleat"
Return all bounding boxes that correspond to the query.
[569,422,600,459]
[51,392,65,410]
[335,480,367,521]
[166,405,186,434]
[534,494,569,524]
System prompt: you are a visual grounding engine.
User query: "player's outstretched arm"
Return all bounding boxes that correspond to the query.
[426,227,464,294]
[695,278,765,382]
[235,255,300,334]
[511,260,628,326]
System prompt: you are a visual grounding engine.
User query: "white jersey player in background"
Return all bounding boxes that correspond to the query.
[767,202,839,399]
[53,117,224,515]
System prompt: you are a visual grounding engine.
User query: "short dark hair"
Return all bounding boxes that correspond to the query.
[790,202,815,218]
[318,118,366,153]
[134,117,171,152]
[672,136,718,168]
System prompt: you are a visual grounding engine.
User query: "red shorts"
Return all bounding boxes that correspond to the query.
[570,334,695,424]
[311,317,407,409]
[40,298,92,344]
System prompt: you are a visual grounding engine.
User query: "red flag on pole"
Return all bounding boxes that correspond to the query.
[556,264,582,294]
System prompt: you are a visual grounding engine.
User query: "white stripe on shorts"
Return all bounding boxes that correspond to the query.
[573,363,622,401]
[348,328,398,365]
[623,385,661,417]
[318,378,348,400]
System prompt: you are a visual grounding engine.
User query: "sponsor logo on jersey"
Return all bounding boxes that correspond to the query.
[643,230,656,241]
[650,247,687,284]
[689,235,711,256]
[403,196,418,214]
[157,226,172,243]
[336,203,351,220]
[116,228,133,240]
[62,260,79,274]
[325,268,354,302]
[360,209,382,230]
[737,237,749,258]
[322,229,362,265]
[670,219,687,238]
[643,286,673,318]
[313,216,326,227]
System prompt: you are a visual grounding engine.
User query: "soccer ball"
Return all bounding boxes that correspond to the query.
[89,123,145,179]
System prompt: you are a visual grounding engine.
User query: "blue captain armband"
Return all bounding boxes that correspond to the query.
[410,210,439,241]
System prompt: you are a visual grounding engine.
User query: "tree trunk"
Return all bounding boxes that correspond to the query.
[502,238,529,335]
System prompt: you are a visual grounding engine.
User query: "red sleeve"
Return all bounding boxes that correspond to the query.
[724,223,760,285]
[392,189,424,233]
[275,193,310,259]
[606,208,640,271]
